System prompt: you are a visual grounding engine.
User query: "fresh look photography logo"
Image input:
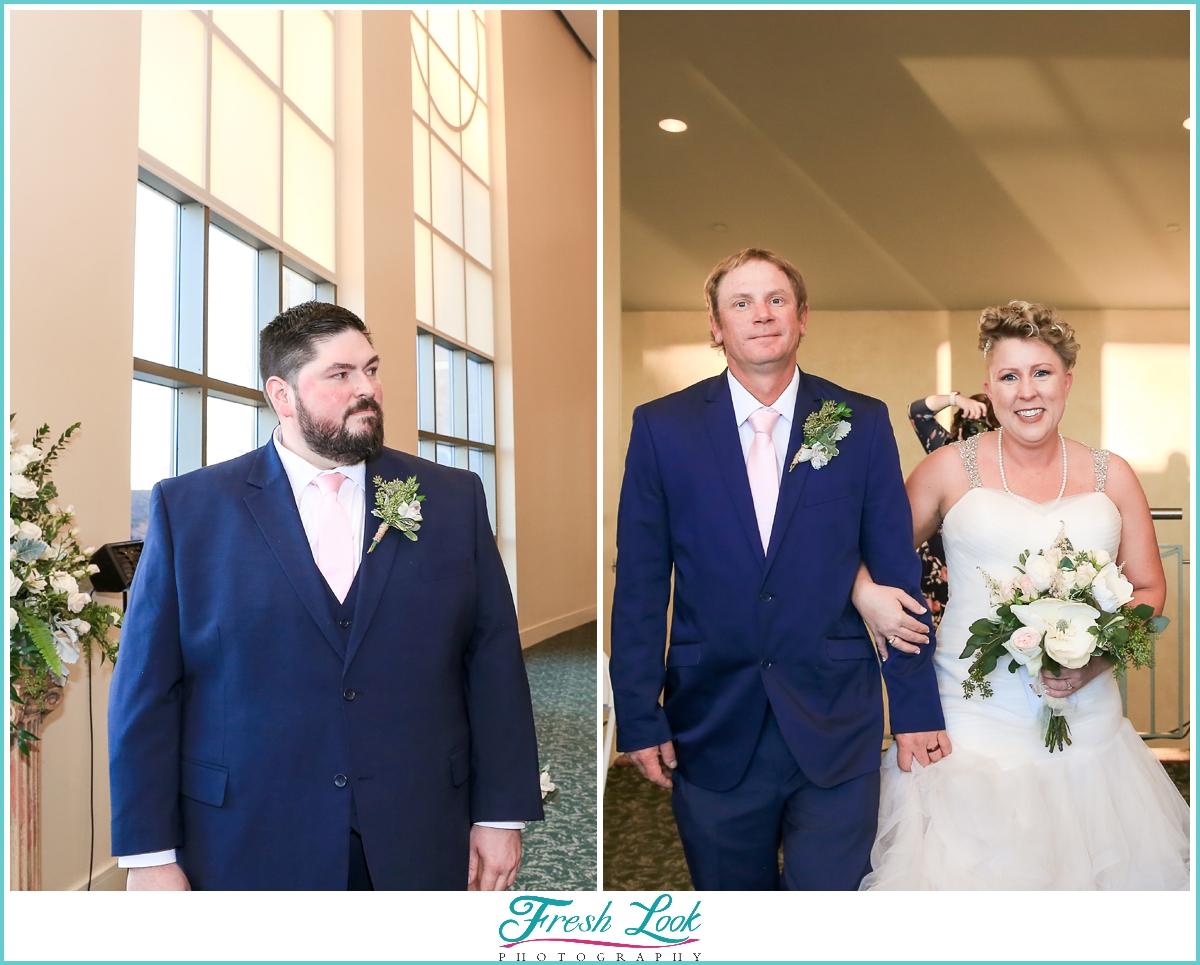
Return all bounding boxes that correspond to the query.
[498,894,701,961]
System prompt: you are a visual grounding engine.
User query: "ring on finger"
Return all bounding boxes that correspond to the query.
[887,636,897,645]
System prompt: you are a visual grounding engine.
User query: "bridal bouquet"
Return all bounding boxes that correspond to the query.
[960,524,1166,752]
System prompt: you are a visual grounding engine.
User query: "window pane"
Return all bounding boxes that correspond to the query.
[427,7,459,71]
[210,37,280,234]
[432,236,466,340]
[465,262,494,356]
[130,379,176,539]
[413,118,431,222]
[213,8,280,83]
[431,139,463,245]
[283,9,334,136]
[434,342,453,436]
[411,40,429,123]
[461,101,489,184]
[459,10,483,94]
[468,446,483,479]
[466,356,483,443]
[139,10,206,187]
[436,441,455,467]
[283,105,335,270]
[429,41,461,134]
[481,360,495,446]
[133,183,179,365]
[414,221,434,325]
[207,226,259,388]
[453,443,469,471]
[462,174,491,267]
[207,397,259,466]
[480,448,497,533]
[282,266,316,309]
[417,331,435,433]
[418,438,436,462]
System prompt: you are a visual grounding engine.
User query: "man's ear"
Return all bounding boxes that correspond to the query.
[265,375,295,419]
[708,314,723,347]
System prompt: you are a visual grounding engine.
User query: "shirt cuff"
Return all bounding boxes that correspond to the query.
[473,821,526,830]
[118,850,177,868]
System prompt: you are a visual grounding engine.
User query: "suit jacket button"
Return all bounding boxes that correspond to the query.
[334,774,348,788]
[343,688,356,701]
[761,659,772,669]
[759,592,773,602]
[338,619,352,628]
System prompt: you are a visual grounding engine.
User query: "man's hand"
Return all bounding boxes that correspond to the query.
[125,862,191,891]
[894,730,952,772]
[467,826,522,891]
[627,741,677,789]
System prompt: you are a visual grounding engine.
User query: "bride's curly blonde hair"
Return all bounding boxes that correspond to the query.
[978,301,1079,370]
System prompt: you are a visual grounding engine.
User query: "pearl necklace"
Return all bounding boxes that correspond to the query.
[997,427,1068,501]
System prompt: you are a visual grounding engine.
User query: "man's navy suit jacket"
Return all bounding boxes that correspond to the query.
[611,369,944,792]
[108,443,543,890]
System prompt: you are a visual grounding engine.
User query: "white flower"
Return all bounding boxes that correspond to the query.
[1045,546,1064,567]
[1053,568,1078,593]
[9,474,37,499]
[830,420,852,442]
[1093,549,1111,567]
[8,570,23,598]
[1073,560,1097,586]
[396,500,423,523]
[14,444,42,463]
[49,572,79,596]
[1011,598,1100,669]
[62,617,91,636]
[52,629,81,673]
[8,607,17,631]
[1090,562,1134,613]
[539,768,557,799]
[46,502,59,515]
[7,519,18,541]
[1024,554,1056,592]
[24,573,46,595]
[17,520,42,542]
[1003,625,1045,677]
[9,428,19,446]
[83,547,95,557]
[67,591,91,613]
[86,564,100,575]
[9,453,30,475]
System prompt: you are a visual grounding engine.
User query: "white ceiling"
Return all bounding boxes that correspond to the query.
[620,10,1191,312]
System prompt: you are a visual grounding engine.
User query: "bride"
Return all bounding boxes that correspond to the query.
[853,301,1190,890]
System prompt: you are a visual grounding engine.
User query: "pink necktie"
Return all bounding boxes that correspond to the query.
[314,472,354,602]
[747,408,781,554]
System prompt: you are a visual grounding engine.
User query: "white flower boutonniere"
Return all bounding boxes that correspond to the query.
[367,475,425,552]
[788,400,853,471]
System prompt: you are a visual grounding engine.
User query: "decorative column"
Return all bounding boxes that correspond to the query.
[9,684,63,891]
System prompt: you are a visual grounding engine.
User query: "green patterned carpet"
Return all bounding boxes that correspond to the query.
[513,622,597,891]
[604,758,1190,890]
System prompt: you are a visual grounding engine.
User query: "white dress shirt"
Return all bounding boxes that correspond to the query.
[120,431,519,870]
[728,365,800,482]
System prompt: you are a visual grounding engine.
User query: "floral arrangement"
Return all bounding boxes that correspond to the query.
[367,475,424,552]
[789,400,852,471]
[539,767,559,804]
[961,523,1166,752]
[8,420,122,754]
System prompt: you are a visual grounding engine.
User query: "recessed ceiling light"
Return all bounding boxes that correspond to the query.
[1185,118,1192,130]
[658,118,687,133]
[711,223,728,232]
[1166,223,1181,233]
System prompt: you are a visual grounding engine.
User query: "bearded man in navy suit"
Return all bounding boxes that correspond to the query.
[109,302,543,890]
[610,248,949,890]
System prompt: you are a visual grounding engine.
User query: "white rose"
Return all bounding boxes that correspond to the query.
[14,445,42,463]
[1090,562,1134,613]
[24,573,46,595]
[17,521,42,542]
[86,564,100,575]
[1011,598,1100,669]
[1073,560,1097,586]
[49,573,78,596]
[62,617,91,635]
[8,571,23,598]
[83,547,96,557]
[1054,569,1078,593]
[1024,554,1056,592]
[46,502,60,514]
[9,453,29,475]
[8,607,17,631]
[67,592,91,613]
[1003,625,1045,677]
[1045,546,1063,567]
[1093,549,1111,567]
[9,475,37,499]
[7,519,18,541]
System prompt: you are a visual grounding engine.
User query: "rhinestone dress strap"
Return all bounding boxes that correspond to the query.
[953,434,984,489]
[1088,445,1110,492]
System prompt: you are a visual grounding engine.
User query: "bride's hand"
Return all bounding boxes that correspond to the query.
[1040,655,1113,698]
[851,567,930,660]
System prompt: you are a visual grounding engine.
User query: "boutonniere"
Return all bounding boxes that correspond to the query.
[367,475,425,552]
[788,400,853,471]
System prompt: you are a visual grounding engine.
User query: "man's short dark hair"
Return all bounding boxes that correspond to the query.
[259,301,372,395]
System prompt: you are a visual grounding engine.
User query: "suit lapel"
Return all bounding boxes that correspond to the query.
[345,460,403,671]
[763,371,823,577]
[703,373,767,564]
[244,444,346,661]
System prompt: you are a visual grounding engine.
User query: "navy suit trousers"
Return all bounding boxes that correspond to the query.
[671,705,879,891]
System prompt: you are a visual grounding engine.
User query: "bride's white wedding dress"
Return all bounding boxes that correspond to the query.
[862,435,1190,890]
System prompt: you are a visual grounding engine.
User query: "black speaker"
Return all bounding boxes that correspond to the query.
[89,541,143,593]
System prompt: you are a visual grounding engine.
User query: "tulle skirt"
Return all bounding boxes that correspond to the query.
[862,674,1191,890]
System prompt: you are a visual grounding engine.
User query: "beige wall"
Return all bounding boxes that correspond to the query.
[615,307,1191,744]
[601,12,621,657]
[10,10,142,891]
[502,12,598,645]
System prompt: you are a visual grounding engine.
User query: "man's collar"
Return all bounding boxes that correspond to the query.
[727,365,800,426]
[272,426,367,500]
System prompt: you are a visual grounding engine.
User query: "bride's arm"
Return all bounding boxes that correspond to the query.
[851,565,930,660]
[1042,452,1167,697]
[905,447,954,548]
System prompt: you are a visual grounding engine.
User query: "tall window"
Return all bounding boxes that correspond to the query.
[130,179,333,539]
[411,9,497,530]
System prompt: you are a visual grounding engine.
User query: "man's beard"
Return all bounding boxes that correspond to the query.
[295,394,385,465]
